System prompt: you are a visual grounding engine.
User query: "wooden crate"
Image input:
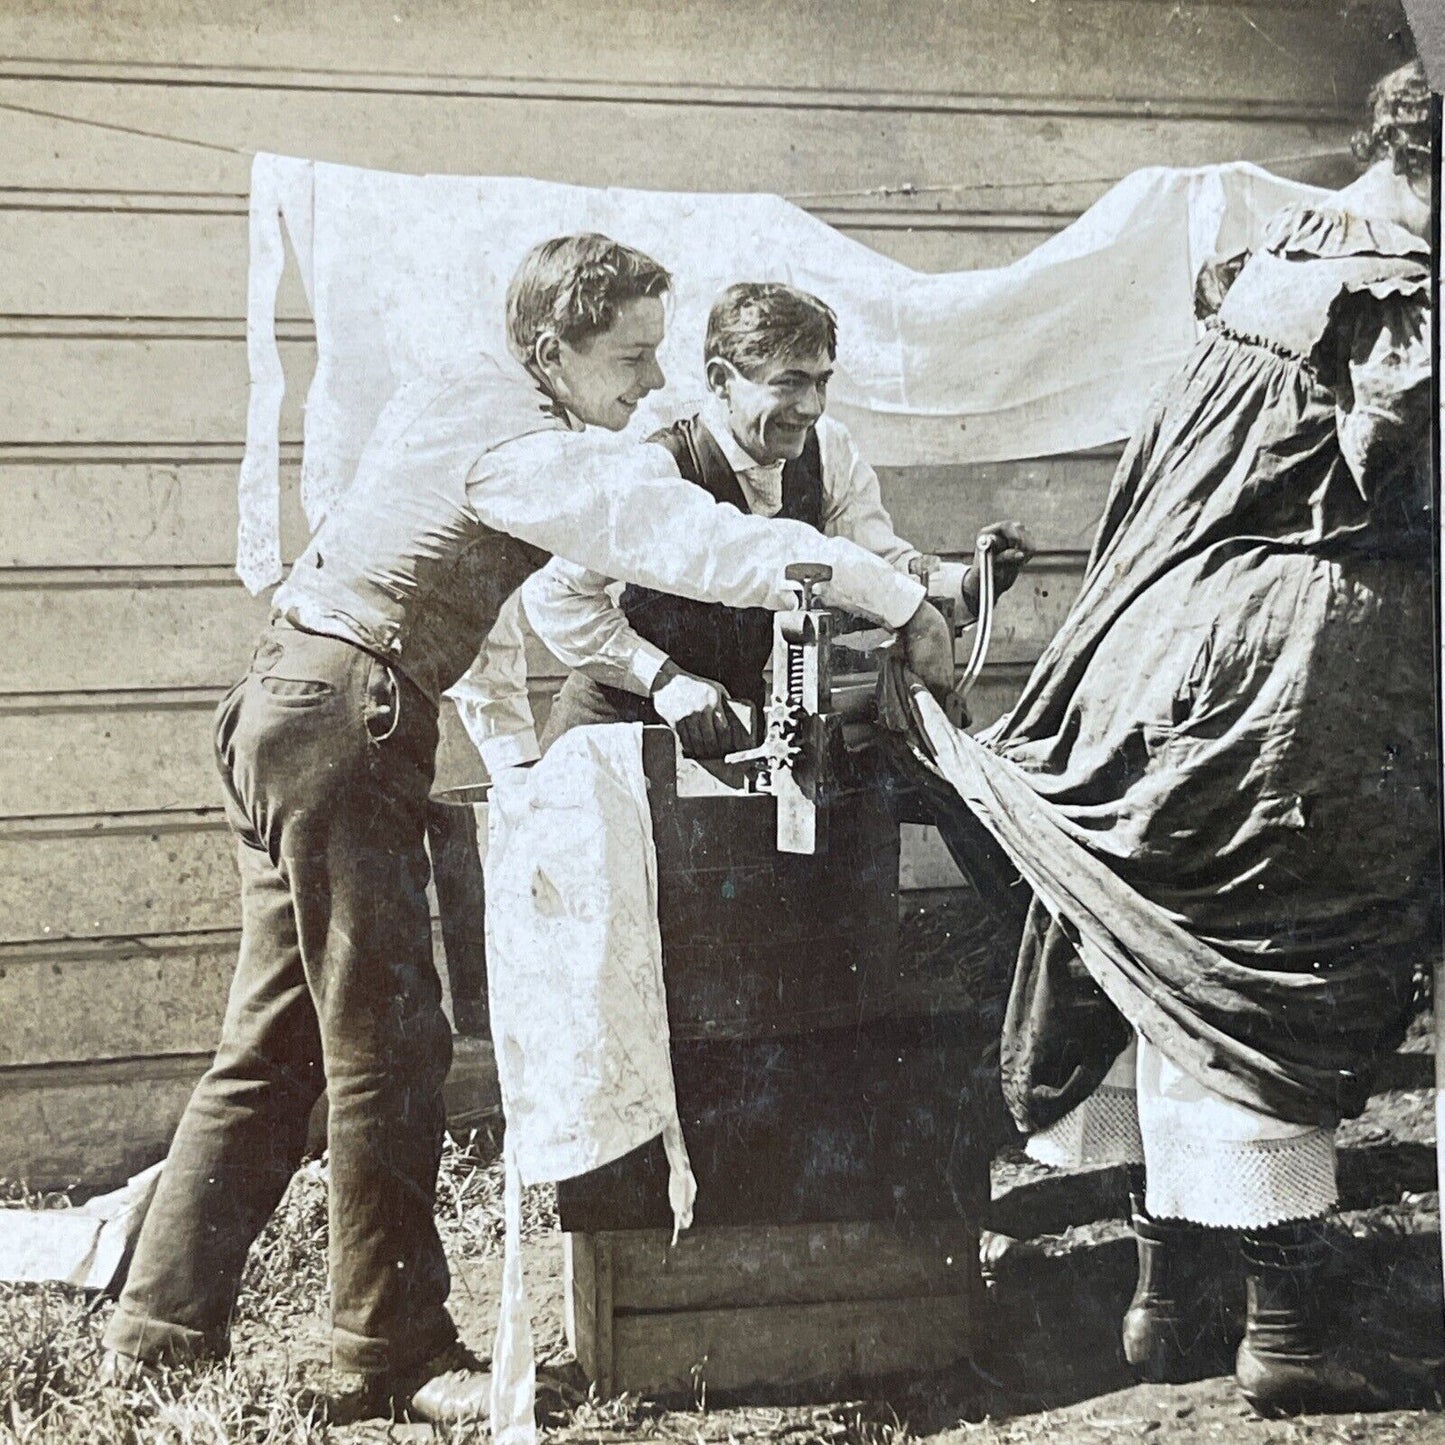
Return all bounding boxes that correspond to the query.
[564,1219,983,1400]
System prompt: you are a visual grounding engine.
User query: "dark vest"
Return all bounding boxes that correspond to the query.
[273,363,563,703]
[615,416,825,709]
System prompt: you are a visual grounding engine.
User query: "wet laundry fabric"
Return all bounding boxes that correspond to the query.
[883,202,1438,1136]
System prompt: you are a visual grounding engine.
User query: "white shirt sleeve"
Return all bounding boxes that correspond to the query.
[817,416,921,573]
[466,427,925,629]
[521,557,670,697]
[442,588,542,774]
[520,422,929,695]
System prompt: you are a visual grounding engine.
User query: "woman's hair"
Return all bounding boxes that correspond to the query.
[506,234,671,363]
[1350,59,1432,181]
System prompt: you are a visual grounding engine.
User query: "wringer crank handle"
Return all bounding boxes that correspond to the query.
[951,531,997,717]
[783,560,832,611]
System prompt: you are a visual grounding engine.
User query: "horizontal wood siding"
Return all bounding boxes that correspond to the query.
[0,0,1411,1184]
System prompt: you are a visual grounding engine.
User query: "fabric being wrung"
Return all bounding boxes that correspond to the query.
[484,723,695,1445]
[884,201,1438,1139]
[236,155,1321,591]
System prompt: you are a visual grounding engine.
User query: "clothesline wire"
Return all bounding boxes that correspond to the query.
[0,93,1350,196]
[788,149,1351,202]
[0,95,253,157]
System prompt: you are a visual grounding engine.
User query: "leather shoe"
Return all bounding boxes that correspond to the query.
[406,1341,493,1425]
[298,1341,492,1426]
[97,1349,164,1388]
[1122,1208,1210,1383]
[1236,1221,1388,1417]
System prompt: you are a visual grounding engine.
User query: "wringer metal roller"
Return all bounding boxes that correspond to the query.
[726,534,1000,855]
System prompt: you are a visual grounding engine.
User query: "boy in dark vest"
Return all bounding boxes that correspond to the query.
[99,241,956,1423]
[524,283,1030,759]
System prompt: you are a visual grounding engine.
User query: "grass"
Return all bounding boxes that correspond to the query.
[0,1277,330,1445]
[4,1108,1443,1444]
[0,1126,932,1444]
[0,1132,544,1445]
[0,1134,932,1444]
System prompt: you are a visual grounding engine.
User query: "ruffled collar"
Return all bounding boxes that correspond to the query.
[1261,204,1429,265]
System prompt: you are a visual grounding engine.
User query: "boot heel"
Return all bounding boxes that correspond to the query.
[1122,1206,1209,1384]
[1123,1301,1190,1383]
[1236,1222,1384,1416]
[1236,1338,1380,1418]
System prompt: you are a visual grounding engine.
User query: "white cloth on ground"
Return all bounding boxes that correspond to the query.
[237,154,1322,593]
[0,1162,164,1290]
[484,723,695,1445]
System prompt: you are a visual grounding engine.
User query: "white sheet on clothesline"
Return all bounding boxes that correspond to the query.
[236,154,1321,591]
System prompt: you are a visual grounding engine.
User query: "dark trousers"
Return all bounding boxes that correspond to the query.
[104,624,456,1375]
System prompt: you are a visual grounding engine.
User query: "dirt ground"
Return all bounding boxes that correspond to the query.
[3,1006,1440,1443]
[220,1194,1445,1444]
[3,1090,1440,1443]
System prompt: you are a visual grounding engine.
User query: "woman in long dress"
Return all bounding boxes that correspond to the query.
[928,59,1435,1415]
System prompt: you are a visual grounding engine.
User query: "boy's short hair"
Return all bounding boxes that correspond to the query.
[704,283,838,378]
[505,234,672,362]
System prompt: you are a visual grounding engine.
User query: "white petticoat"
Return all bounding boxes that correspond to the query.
[1026,1034,1337,1228]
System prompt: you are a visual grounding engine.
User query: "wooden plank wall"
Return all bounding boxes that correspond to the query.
[0,0,1410,1187]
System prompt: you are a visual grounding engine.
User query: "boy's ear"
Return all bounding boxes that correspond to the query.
[704,356,733,396]
[533,331,563,372]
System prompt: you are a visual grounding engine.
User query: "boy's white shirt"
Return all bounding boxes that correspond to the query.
[450,404,927,771]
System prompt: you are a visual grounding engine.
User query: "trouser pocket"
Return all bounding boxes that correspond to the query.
[363,655,402,743]
[249,634,342,706]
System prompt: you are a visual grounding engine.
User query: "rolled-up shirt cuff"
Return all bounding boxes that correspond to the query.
[826,566,924,631]
[915,559,969,614]
[479,730,542,776]
[628,640,669,693]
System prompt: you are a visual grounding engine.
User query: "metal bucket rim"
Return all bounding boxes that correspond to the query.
[431,783,494,807]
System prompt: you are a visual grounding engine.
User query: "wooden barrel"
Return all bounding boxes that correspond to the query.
[557,727,1003,1234]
